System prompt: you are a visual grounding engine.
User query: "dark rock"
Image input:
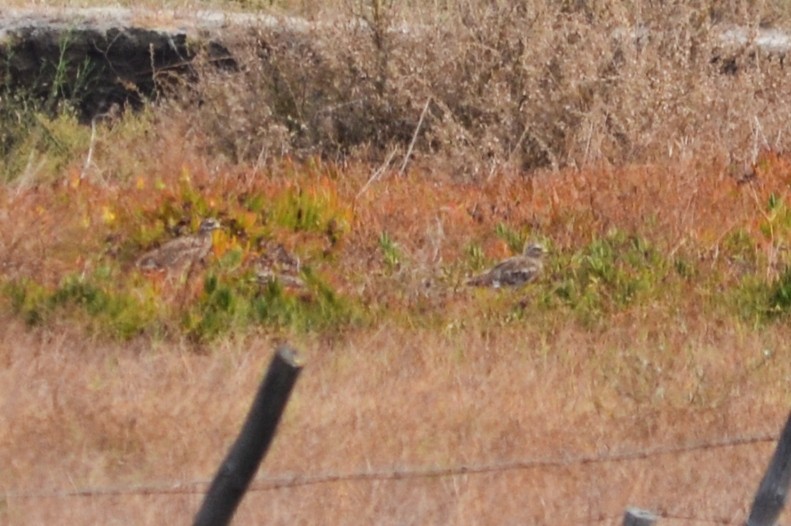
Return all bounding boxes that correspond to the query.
[0,8,241,121]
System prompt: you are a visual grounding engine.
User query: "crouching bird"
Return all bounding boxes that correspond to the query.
[467,242,546,288]
[136,218,221,275]
[254,240,305,290]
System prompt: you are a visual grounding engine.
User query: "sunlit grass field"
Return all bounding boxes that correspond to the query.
[4,1,791,524]
[4,149,791,523]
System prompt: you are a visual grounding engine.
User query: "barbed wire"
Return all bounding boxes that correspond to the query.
[584,511,737,525]
[4,429,776,502]
[244,430,776,492]
[653,509,741,525]
[581,506,745,525]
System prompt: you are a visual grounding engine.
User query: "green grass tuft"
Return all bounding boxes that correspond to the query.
[378,231,402,273]
[4,272,160,340]
[539,231,672,322]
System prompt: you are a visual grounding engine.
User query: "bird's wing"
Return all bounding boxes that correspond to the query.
[161,235,204,252]
[136,235,205,270]
[256,267,305,289]
[468,256,541,287]
[495,259,541,286]
[467,265,503,287]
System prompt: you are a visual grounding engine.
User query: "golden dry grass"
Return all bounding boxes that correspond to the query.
[2,309,790,524]
[5,150,791,522]
[1,149,790,526]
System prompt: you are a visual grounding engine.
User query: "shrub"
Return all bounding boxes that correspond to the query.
[153,1,791,177]
[4,272,159,340]
[546,231,671,320]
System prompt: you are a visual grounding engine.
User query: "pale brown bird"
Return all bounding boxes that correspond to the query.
[255,267,306,290]
[467,242,546,288]
[136,218,221,274]
[254,240,305,290]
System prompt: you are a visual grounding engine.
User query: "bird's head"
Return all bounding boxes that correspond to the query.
[199,217,222,234]
[523,242,546,259]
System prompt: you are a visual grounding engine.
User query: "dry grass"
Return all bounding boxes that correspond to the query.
[3,152,791,522]
[3,105,791,523]
[149,0,791,178]
[6,1,791,178]
[1,313,789,524]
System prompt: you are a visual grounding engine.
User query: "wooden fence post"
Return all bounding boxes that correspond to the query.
[746,411,791,526]
[193,345,303,526]
[623,507,657,526]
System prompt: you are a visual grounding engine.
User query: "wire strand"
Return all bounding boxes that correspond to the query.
[3,430,776,500]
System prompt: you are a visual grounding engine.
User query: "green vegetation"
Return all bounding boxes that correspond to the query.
[5,175,791,341]
[378,231,401,273]
[4,263,360,342]
[495,223,527,255]
[0,28,106,183]
[4,272,160,340]
[5,1,791,343]
[0,163,360,341]
[0,102,88,184]
[543,231,668,320]
[464,243,486,272]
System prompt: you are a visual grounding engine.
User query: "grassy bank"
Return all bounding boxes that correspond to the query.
[4,152,791,340]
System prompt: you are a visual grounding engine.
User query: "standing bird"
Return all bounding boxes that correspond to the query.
[467,242,546,288]
[136,218,221,274]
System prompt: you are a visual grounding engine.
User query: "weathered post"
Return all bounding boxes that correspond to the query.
[623,507,657,526]
[746,411,791,526]
[193,345,303,526]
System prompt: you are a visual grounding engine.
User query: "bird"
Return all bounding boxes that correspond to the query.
[466,242,546,288]
[136,218,221,274]
[254,240,305,290]
[255,267,306,290]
